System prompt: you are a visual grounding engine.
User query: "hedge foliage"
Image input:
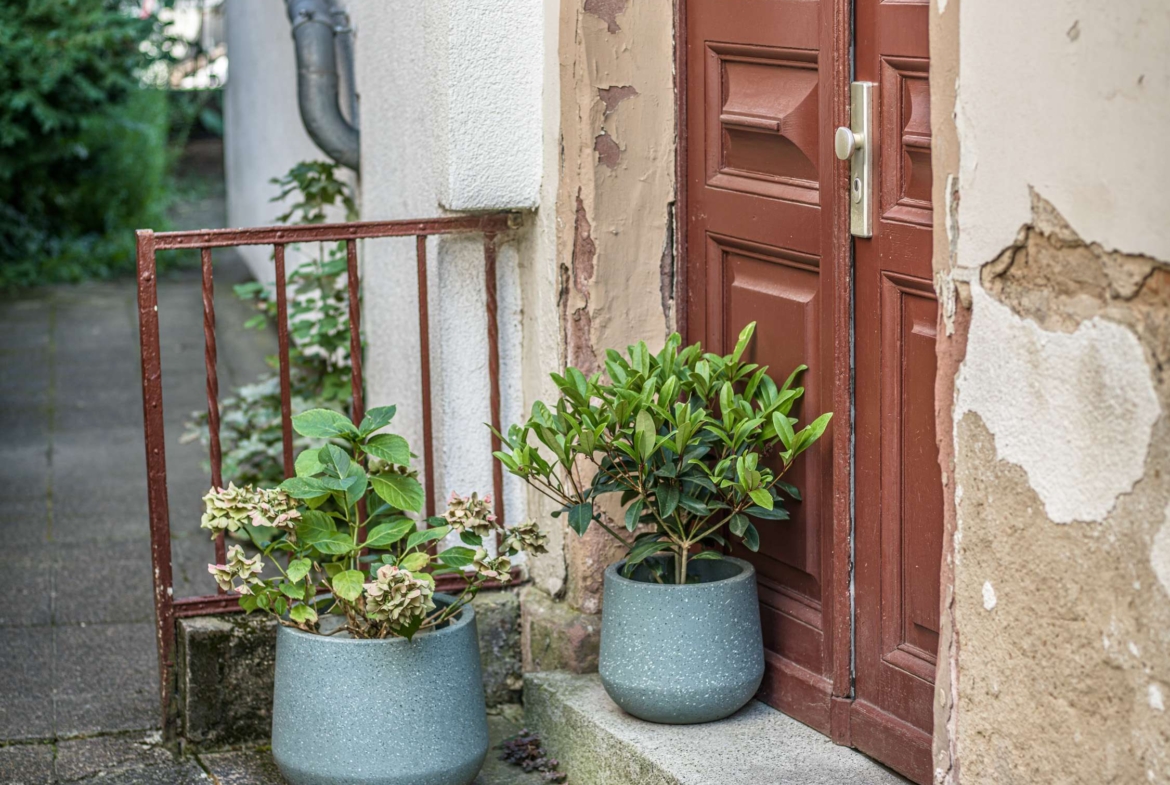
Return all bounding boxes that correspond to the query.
[0,0,173,287]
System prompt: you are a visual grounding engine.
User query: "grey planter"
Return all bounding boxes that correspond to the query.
[271,595,489,785]
[599,555,764,724]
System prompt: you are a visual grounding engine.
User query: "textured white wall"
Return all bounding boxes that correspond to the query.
[223,0,327,283]
[426,0,544,210]
[353,0,539,540]
[955,0,1170,265]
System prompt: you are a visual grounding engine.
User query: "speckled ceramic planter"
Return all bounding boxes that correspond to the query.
[599,555,764,724]
[271,595,488,785]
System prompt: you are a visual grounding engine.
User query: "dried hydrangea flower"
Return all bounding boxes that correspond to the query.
[247,488,301,530]
[201,483,255,535]
[472,549,512,583]
[364,565,435,624]
[444,492,499,538]
[207,544,264,594]
[502,519,548,555]
[201,484,300,537]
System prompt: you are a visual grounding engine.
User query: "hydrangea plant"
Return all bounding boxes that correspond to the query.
[203,406,547,639]
[493,323,831,585]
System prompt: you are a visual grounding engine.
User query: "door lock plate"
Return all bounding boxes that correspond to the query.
[836,82,876,238]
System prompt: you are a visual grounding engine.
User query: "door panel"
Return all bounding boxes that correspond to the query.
[685,0,848,736]
[851,0,940,782]
[683,1,941,781]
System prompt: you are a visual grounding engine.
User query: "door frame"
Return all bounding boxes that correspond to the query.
[673,0,861,748]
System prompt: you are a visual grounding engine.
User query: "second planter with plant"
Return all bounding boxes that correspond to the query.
[495,322,830,724]
[202,406,547,785]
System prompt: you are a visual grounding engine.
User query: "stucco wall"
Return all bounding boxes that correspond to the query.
[931,0,1170,781]
[223,0,326,282]
[351,0,539,547]
[541,0,676,613]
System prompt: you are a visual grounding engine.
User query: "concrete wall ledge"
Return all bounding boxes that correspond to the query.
[523,672,907,785]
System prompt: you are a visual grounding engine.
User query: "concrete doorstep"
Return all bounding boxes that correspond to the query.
[524,672,908,785]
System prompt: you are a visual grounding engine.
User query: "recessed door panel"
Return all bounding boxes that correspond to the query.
[685,0,848,736]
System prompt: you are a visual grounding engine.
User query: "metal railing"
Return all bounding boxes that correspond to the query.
[135,213,519,733]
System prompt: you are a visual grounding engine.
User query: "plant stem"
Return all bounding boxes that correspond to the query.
[676,544,689,585]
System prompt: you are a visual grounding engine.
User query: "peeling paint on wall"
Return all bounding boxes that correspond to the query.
[956,279,1158,524]
[1152,503,1170,598]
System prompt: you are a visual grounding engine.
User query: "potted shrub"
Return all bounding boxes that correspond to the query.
[493,323,830,724]
[201,406,547,785]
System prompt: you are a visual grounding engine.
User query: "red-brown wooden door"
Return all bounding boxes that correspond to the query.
[683,0,852,738]
[682,0,941,782]
[850,0,939,781]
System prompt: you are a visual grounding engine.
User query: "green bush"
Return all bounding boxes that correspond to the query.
[0,0,173,288]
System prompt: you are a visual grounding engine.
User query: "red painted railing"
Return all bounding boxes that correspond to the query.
[135,214,520,733]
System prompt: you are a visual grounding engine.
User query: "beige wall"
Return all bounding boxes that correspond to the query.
[931,0,1170,781]
[529,0,676,613]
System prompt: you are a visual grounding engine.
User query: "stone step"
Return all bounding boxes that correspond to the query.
[524,672,909,785]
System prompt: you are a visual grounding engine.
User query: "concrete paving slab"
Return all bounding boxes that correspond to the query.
[55,733,174,782]
[54,623,157,736]
[0,627,55,739]
[0,553,53,627]
[525,672,908,785]
[0,742,55,784]
[52,543,155,625]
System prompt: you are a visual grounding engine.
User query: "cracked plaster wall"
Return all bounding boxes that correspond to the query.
[931,0,1170,781]
[529,0,675,613]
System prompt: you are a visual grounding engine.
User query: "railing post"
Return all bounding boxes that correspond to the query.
[201,248,226,569]
[274,244,295,478]
[135,229,177,740]
[416,235,437,519]
[484,233,505,544]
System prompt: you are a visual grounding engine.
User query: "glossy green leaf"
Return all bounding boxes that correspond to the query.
[748,488,773,510]
[567,503,594,536]
[369,474,424,512]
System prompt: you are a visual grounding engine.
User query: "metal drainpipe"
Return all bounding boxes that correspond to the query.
[285,0,360,172]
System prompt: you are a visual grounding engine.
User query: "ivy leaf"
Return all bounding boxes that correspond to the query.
[332,570,364,602]
[358,405,397,437]
[567,503,594,536]
[438,546,477,569]
[286,558,312,583]
[292,408,359,439]
[364,433,411,466]
[363,517,415,549]
[369,474,424,512]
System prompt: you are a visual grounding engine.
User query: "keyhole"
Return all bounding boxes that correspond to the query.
[852,177,863,204]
